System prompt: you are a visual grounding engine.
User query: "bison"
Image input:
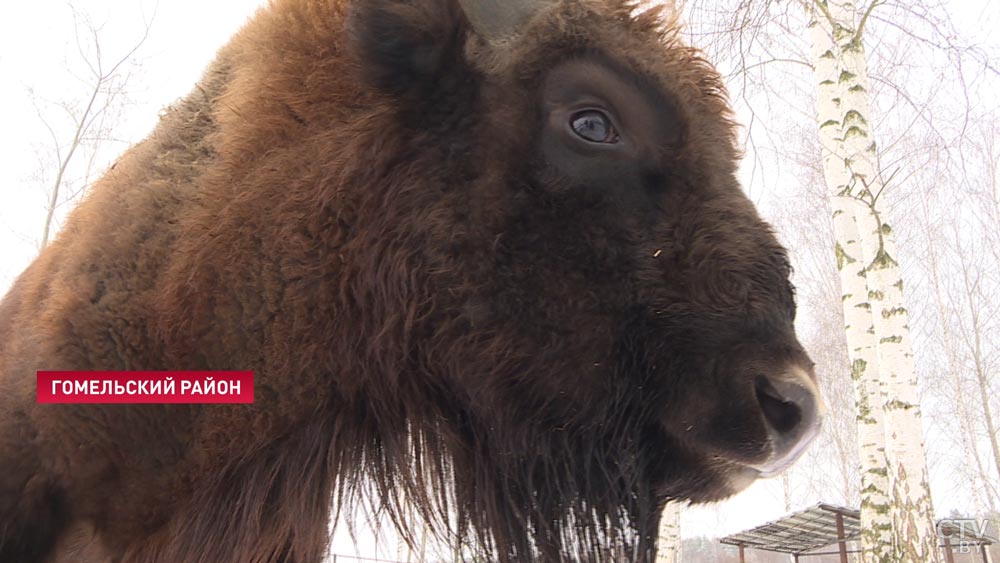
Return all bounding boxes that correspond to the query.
[0,0,822,561]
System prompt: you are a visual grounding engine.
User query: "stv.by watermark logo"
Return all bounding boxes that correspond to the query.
[937,518,994,555]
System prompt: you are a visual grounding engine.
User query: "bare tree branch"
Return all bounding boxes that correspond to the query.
[36,5,154,249]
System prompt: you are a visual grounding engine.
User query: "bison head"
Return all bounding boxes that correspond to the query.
[314,0,823,559]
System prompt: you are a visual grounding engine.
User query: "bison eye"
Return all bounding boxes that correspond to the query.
[570,110,619,144]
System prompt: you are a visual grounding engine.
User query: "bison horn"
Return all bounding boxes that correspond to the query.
[457,0,552,42]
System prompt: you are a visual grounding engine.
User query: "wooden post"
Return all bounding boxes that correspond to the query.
[835,512,849,563]
[738,544,745,563]
[943,537,956,563]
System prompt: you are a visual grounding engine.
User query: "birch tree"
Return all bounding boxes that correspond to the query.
[805,0,939,560]
[655,502,682,563]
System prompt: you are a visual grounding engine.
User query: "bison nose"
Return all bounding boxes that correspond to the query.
[750,366,823,477]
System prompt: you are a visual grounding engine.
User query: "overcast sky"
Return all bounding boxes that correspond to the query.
[0,0,995,559]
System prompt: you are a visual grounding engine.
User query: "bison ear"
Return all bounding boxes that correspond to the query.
[348,0,468,97]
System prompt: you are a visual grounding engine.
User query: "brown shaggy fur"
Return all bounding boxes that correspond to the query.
[0,0,815,561]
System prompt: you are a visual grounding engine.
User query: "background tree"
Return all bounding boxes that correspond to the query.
[27,4,152,249]
[656,502,683,563]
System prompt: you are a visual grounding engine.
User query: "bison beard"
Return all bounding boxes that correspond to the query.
[0,0,822,562]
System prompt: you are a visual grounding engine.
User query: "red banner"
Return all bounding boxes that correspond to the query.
[36,371,254,404]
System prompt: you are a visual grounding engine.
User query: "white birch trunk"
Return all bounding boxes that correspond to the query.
[808,4,892,561]
[863,207,938,563]
[806,1,940,561]
[655,502,682,563]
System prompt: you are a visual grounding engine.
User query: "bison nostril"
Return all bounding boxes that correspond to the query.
[748,368,821,477]
[755,375,802,435]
